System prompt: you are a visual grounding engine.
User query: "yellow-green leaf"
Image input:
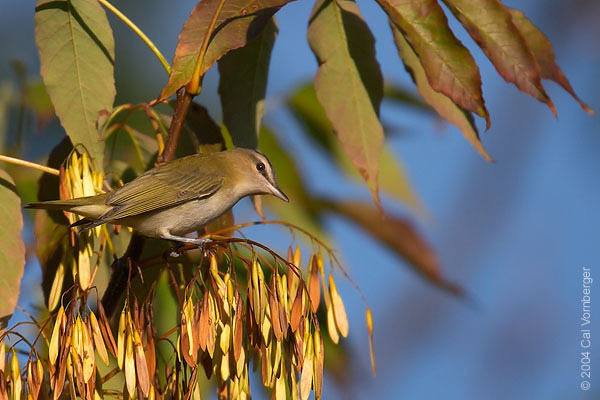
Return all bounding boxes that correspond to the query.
[35,0,115,168]
[160,0,294,100]
[379,0,489,127]
[507,7,593,115]
[391,23,492,161]
[308,0,384,210]
[0,170,25,331]
[442,0,555,116]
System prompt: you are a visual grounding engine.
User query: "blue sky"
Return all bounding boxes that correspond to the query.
[2,0,599,399]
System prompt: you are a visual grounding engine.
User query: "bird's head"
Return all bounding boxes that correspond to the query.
[222,148,289,202]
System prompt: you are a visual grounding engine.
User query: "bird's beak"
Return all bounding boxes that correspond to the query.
[268,182,289,202]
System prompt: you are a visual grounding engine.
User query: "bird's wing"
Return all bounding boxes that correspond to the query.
[100,157,224,221]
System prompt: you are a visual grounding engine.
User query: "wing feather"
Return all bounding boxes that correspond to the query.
[99,155,224,221]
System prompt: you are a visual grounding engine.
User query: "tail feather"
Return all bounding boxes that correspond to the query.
[25,198,89,211]
[26,194,110,220]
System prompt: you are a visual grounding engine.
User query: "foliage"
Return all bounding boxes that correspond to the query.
[0,0,591,399]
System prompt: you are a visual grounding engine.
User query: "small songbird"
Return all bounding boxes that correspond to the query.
[26,148,288,245]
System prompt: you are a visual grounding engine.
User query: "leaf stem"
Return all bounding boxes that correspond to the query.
[97,0,171,75]
[186,0,227,94]
[0,154,59,176]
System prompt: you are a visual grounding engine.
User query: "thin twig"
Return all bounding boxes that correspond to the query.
[97,0,171,75]
[0,154,59,175]
[156,88,193,165]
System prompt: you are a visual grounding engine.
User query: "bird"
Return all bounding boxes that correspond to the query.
[26,148,288,246]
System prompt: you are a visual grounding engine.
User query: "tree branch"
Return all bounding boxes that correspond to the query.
[102,87,195,317]
[156,87,193,165]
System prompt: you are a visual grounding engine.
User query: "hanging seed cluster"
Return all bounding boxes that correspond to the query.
[170,247,352,400]
[48,151,106,311]
[1,238,374,399]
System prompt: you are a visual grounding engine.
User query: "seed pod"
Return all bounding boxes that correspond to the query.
[290,283,304,333]
[328,275,348,337]
[183,298,195,359]
[133,329,150,396]
[300,354,313,400]
[326,304,339,344]
[89,312,109,365]
[10,351,21,400]
[220,323,231,355]
[274,372,286,400]
[366,308,376,376]
[313,331,324,399]
[308,256,321,313]
[117,308,127,369]
[220,351,230,381]
[47,261,65,312]
[80,317,95,382]
[49,306,64,365]
[124,333,136,397]
[0,341,5,372]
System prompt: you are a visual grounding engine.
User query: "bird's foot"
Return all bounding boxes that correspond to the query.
[160,234,212,257]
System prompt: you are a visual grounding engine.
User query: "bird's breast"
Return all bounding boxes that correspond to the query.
[118,192,238,238]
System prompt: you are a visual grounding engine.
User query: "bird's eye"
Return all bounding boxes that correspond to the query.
[256,162,265,172]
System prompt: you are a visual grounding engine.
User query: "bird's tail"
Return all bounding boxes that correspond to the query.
[26,194,110,220]
[26,198,88,211]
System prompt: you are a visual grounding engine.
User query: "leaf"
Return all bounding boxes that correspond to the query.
[218,18,278,149]
[308,0,384,209]
[378,0,489,127]
[391,23,492,161]
[160,0,294,100]
[507,7,594,115]
[35,0,115,168]
[288,83,423,210]
[441,0,556,116]
[0,170,25,331]
[321,200,462,295]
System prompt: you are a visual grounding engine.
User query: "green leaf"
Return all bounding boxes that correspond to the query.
[319,200,461,295]
[160,0,294,100]
[287,83,422,211]
[507,7,594,115]
[0,170,25,331]
[378,0,489,128]
[441,0,556,116]
[307,0,384,210]
[218,18,277,149]
[391,23,492,161]
[35,0,115,169]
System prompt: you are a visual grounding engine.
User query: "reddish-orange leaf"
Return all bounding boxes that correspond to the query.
[379,0,489,127]
[96,301,117,357]
[307,0,384,210]
[144,325,156,383]
[133,331,150,396]
[507,7,593,115]
[442,0,556,115]
[391,24,492,161]
[323,200,462,295]
[233,294,244,362]
[290,283,304,332]
[198,291,210,352]
[160,0,295,100]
